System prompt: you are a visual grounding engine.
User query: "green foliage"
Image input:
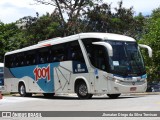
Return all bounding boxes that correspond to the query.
[0,22,26,62]
[23,13,62,45]
[140,7,160,81]
[33,0,103,36]
[82,1,145,39]
[134,13,146,39]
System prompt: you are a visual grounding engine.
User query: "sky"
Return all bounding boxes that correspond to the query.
[0,0,160,24]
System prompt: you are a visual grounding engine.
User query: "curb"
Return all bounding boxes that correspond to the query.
[129,92,160,95]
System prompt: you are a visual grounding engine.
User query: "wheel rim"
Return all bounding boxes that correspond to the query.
[20,85,25,95]
[79,84,87,96]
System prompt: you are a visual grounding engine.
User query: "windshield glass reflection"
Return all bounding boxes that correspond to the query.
[107,41,145,77]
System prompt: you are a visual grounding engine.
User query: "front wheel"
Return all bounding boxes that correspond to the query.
[76,82,93,99]
[107,94,121,99]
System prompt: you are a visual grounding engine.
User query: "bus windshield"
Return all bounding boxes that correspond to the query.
[107,40,145,77]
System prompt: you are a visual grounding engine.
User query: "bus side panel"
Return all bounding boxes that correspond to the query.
[54,61,91,94]
[4,67,19,93]
[54,61,73,93]
[4,62,60,93]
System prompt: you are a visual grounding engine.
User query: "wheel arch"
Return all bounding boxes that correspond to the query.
[74,77,90,93]
[18,80,27,92]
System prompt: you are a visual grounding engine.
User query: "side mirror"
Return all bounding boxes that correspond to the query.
[92,42,113,56]
[139,44,152,58]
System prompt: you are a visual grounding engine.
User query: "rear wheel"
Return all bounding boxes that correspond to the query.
[18,83,32,97]
[107,94,121,99]
[76,82,93,99]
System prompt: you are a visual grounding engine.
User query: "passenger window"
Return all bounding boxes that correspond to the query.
[39,48,50,64]
[5,55,12,67]
[16,53,25,67]
[92,46,107,70]
[51,44,67,62]
[68,41,85,63]
[82,38,101,59]
[26,51,36,65]
[82,38,109,72]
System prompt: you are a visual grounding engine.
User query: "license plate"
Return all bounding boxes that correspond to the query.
[130,87,137,91]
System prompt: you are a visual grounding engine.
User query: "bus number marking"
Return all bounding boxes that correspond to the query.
[33,65,50,81]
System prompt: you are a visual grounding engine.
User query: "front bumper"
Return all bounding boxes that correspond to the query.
[107,80,147,94]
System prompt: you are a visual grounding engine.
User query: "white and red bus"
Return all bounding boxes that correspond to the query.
[4,33,152,99]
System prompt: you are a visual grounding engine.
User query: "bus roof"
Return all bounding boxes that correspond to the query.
[5,32,135,55]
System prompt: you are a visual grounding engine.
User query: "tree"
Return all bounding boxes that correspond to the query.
[81,1,145,39]
[33,0,102,36]
[0,22,26,62]
[113,1,135,35]
[133,13,146,40]
[82,3,113,32]
[140,7,160,82]
[20,13,62,45]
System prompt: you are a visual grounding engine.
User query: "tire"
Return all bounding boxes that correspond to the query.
[18,83,32,97]
[107,94,121,99]
[43,93,55,98]
[76,82,93,99]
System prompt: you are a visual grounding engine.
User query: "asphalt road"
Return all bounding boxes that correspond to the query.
[0,93,160,120]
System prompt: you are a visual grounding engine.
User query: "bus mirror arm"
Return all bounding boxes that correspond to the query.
[139,44,152,58]
[92,42,113,57]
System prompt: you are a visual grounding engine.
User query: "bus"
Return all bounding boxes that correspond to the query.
[0,63,4,91]
[4,33,152,99]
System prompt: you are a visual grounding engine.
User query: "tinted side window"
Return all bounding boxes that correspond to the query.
[5,55,11,67]
[5,52,26,67]
[92,46,108,71]
[26,51,37,65]
[67,41,85,63]
[38,48,50,64]
[50,43,67,62]
[15,53,26,67]
[82,38,101,57]
[82,38,109,71]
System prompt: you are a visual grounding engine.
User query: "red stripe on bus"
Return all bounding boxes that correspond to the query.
[42,44,52,47]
